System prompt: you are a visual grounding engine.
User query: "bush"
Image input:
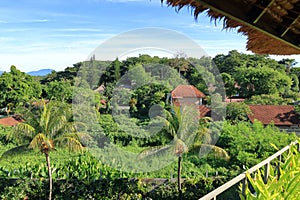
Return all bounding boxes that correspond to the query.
[0,125,13,145]
[217,121,297,169]
[0,176,228,199]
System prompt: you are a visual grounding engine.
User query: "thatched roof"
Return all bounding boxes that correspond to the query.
[163,0,300,55]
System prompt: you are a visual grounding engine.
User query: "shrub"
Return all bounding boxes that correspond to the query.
[240,141,300,199]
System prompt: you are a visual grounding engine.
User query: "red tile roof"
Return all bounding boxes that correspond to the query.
[225,97,245,103]
[172,104,211,118]
[171,85,206,99]
[248,105,300,126]
[199,105,211,118]
[0,115,24,126]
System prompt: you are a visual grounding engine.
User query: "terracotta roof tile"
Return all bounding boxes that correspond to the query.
[248,105,300,126]
[199,105,211,118]
[0,115,24,126]
[172,104,211,118]
[171,85,206,99]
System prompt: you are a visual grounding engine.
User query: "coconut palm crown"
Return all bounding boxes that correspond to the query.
[7,100,87,200]
[140,105,229,199]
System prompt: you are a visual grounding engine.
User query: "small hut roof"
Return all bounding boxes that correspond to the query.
[163,0,300,55]
[0,115,24,126]
[171,85,206,98]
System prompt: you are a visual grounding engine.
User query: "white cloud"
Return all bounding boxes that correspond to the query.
[21,19,49,23]
[54,28,104,32]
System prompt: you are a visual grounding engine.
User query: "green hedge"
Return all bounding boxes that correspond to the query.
[0,177,228,200]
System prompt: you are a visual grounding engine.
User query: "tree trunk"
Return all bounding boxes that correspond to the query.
[178,156,182,200]
[45,152,52,200]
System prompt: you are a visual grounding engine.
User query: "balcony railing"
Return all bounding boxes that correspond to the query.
[199,141,300,200]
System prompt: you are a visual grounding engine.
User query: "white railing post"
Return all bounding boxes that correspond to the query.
[263,162,270,184]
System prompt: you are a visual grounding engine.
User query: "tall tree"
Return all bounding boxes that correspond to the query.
[130,83,170,118]
[0,66,42,109]
[221,72,236,98]
[279,58,297,74]
[7,101,88,200]
[140,106,228,199]
[213,50,285,75]
[234,67,292,98]
[44,80,73,102]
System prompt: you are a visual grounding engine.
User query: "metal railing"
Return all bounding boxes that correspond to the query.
[199,141,299,200]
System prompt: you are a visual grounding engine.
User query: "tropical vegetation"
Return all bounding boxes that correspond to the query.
[240,141,300,199]
[0,51,299,199]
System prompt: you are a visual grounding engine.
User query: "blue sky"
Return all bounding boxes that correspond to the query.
[0,0,298,72]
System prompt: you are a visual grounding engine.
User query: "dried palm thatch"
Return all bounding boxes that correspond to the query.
[162,0,300,55]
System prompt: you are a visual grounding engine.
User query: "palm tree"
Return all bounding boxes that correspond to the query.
[7,101,87,200]
[279,58,297,74]
[140,105,229,199]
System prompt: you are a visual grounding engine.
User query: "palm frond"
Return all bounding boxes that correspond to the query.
[199,116,212,124]
[29,133,47,150]
[190,143,230,160]
[138,145,173,159]
[13,123,35,136]
[194,127,212,145]
[54,134,84,152]
[72,121,87,132]
[39,101,50,131]
[48,115,68,137]
[8,123,36,143]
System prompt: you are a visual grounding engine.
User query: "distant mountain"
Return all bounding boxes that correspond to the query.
[27,69,53,76]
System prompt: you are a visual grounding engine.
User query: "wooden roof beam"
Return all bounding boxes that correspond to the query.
[253,0,276,24]
[197,0,300,52]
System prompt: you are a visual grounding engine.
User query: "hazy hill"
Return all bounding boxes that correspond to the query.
[27,69,53,76]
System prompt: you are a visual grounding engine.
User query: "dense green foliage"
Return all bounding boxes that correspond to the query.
[0,175,229,200]
[245,94,292,105]
[0,52,299,111]
[213,50,299,100]
[234,67,292,98]
[0,52,300,198]
[226,102,252,123]
[0,66,42,109]
[217,121,297,169]
[130,83,169,118]
[43,80,73,103]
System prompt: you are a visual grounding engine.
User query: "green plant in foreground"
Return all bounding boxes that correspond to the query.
[140,105,229,199]
[5,101,89,200]
[240,142,300,199]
